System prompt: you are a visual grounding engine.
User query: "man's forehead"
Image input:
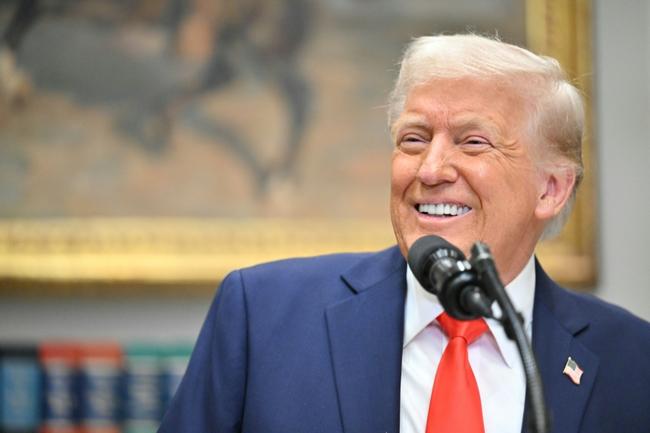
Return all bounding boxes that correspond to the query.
[407,76,529,108]
[392,79,531,136]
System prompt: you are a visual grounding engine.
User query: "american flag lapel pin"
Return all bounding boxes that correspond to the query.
[563,356,584,385]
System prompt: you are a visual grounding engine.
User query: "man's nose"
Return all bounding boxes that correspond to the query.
[415,137,459,186]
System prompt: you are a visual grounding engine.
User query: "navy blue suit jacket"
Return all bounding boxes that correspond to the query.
[159,246,650,433]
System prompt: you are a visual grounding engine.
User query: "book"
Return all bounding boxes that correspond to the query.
[0,345,40,433]
[122,344,161,433]
[39,342,80,433]
[77,343,122,433]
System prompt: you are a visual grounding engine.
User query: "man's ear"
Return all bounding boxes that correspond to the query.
[534,168,577,221]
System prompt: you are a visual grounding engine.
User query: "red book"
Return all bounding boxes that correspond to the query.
[39,342,80,433]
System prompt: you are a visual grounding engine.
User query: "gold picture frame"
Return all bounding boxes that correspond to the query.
[527,0,596,288]
[0,0,595,296]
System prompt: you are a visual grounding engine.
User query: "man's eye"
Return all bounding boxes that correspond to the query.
[462,136,491,146]
[398,135,428,153]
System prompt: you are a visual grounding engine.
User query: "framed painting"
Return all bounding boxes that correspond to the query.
[0,0,595,295]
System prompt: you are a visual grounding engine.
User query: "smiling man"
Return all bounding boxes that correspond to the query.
[390,76,572,285]
[159,34,650,433]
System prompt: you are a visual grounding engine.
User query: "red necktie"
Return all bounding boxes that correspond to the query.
[425,312,489,433]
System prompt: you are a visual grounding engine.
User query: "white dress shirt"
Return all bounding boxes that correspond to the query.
[400,255,536,433]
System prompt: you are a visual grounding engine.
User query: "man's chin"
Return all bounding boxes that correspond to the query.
[405,232,475,258]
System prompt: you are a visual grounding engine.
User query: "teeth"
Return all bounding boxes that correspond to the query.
[417,203,471,217]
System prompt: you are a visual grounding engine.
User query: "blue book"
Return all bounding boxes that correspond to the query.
[39,343,79,433]
[77,343,122,433]
[0,345,40,433]
[123,344,162,433]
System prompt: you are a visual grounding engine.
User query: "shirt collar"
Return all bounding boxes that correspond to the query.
[402,255,536,368]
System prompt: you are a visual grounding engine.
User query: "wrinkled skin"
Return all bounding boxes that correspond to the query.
[390,77,575,284]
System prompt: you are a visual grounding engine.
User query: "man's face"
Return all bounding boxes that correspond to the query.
[390,77,552,284]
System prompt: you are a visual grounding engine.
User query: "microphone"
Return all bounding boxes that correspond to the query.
[409,235,550,433]
[407,235,493,320]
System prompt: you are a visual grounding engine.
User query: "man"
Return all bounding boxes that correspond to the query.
[158,34,650,433]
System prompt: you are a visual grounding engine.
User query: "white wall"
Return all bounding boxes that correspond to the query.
[0,297,211,342]
[0,0,649,344]
[593,0,650,320]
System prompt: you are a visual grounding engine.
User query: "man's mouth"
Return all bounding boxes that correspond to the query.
[416,203,471,217]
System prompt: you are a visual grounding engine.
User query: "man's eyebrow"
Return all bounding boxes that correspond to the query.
[450,114,503,137]
[391,114,430,135]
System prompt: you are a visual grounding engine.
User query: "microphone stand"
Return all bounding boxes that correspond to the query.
[470,242,550,433]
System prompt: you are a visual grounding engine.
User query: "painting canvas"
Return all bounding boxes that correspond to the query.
[0,0,594,293]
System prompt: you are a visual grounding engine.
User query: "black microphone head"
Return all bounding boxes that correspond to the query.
[407,235,466,291]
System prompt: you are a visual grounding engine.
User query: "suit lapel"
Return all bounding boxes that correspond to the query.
[526,261,599,433]
[325,246,406,433]
[324,251,600,433]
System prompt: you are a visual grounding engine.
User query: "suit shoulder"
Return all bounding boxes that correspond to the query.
[221,246,400,298]
[564,288,650,334]
[536,266,650,361]
[536,262,650,337]
[550,287,650,367]
[215,246,403,330]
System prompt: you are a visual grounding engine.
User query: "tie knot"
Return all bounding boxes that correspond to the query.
[437,312,488,344]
